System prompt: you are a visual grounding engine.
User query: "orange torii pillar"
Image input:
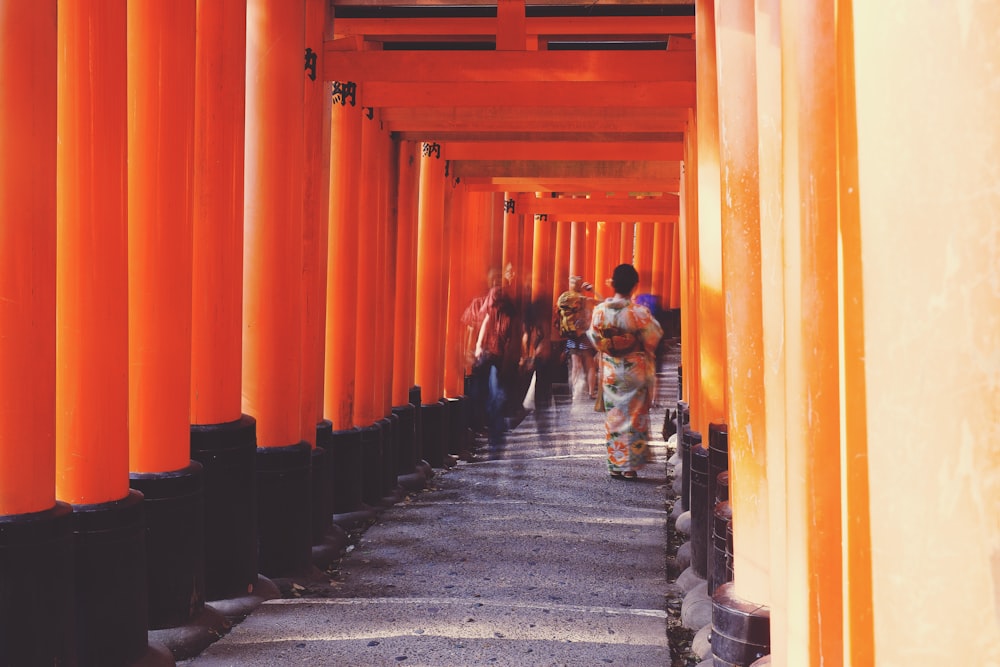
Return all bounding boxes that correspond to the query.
[391,139,427,490]
[244,0,311,578]
[692,0,728,440]
[851,4,1000,664]
[620,221,635,266]
[711,0,771,662]
[607,221,623,285]
[127,0,215,636]
[414,142,448,469]
[635,222,655,299]
[302,0,341,558]
[502,192,523,305]
[679,116,700,425]
[0,4,73,664]
[354,111,390,508]
[569,218,586,281]
[585,220,598,289]
[443,180,471,462]
[779,0,843,664]
[752,1,788,662]
[593,221,612,300]
[378,132,406,503]
[551,218,572,383]
[651,222,666,307]
[189,0,260,605]
[530,211,556,407]
[56,3,157,664]
[669,223,681,310]
[325,85,369,525]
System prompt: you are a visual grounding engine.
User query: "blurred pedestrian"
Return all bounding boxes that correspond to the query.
[588,264,663,480]
[473,285,516,445]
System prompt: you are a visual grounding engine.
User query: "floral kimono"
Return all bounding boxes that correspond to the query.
[587,296,663,475]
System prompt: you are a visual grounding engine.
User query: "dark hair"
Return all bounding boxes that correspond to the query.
[611,264,640,296]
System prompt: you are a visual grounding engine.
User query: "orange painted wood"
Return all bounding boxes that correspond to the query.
[568,218,586,281]
[593,221,612,300]
[454,159,681,181]
[376,125,395,417]
[619,222,635,265]
[669,221,681,309]
[392,140,419,405]
[191,0,247,427]
[323,50,695,83]
[460,178,682,194]
[531,207,555,344]
[693,0,727,437]
[56,0,129,505]
[781,0,843,662]
[551,218,571,337]
[380,107,688,134]
[300,0,330,445]
[584,220,597,290]
[0,0,57,514]
[679,112,700,412]
[496,0,526,50]
[243,0,305,449]
[511,194,679,217]
[634,222,654,294]
[443,140,683,162]
[836,1,874,661]
[444,183,469,398]
[660,221,676,304]
[324,101,363,428]
[359,81,696,109]
[651,221,666,302]
[331,15,695,39]
[353,115,382,427]
[128,0,197,473]
[414,147,448,402]
[716,0,769,605]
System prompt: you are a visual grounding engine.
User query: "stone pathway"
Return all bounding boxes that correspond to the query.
[181,344,681,667]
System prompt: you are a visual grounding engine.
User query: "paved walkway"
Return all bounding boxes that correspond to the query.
[181,346,680,667]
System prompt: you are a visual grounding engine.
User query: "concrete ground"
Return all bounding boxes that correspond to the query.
[181,347,680,667]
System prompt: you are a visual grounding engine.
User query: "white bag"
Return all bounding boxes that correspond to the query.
[522,371,537,411]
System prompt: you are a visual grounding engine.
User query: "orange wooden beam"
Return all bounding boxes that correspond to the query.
[323,49,695,83]
[358,81,696,108]
[512,193,679,216]
[543,213,677,223]
[459,177,681,194]
[331,15,695,40]
[453,159,681,180]
[379,107,689,133]
[443,140,683,162]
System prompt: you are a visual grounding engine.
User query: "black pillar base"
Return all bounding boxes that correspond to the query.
[206,575,280,622]
[147,603,229,662]
[189,414,257,602]
[330,427,377,529]
[690,444,710,579]
[310,446,330,545]
[420,401,446,469]
[359,423,384,508]
[0,502,75,665]
[710,500,733,596]
[379,415,405,505]
[130,462,208,631]
[445,396,468,461]
[391,403,419,479]
[711,582,770,667]
[72,491,149,666]
[256,442,312,578]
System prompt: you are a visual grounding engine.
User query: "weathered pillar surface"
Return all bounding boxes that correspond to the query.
[414,144,447,403]
[392,140,419,407]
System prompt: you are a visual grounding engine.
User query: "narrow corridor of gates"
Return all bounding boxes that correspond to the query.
[181,342,682,666]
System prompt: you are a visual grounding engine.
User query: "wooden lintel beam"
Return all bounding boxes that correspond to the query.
[323,49,695,83]
[452,159,681,180]
[330,16,696,39]
[359,81,696,108]
[534,214,679,224]
[512,193,679,216]
[395,132,682,143]
[459,177,682,194]
[381,107,690,133]
[443,140,683,161]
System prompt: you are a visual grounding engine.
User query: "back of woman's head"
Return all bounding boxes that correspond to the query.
[611,264,640,295]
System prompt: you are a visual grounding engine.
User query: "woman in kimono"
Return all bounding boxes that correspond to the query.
[588,264,663,479]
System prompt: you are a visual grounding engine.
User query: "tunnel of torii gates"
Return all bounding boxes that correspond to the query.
[1,0,998,666]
